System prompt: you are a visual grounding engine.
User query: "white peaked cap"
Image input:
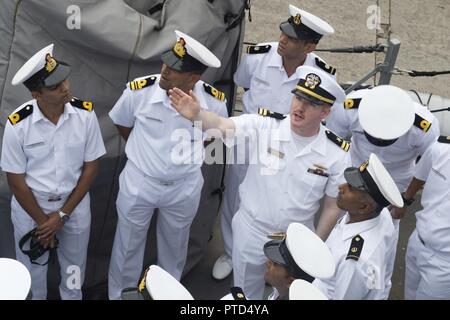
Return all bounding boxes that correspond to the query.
[289,279,328,300]
[12,44,54,85]
[175,30,221,68]
[0,258,31,300]
[344,153,404,207]
[288,4,334,36]
[146,265,194,300]
[286,222,336,279]
[358,85,415,140]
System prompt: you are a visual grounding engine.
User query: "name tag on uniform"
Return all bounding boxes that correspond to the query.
[307,167,329,177]
[267,147,284,159]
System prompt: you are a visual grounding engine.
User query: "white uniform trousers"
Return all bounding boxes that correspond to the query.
[108,161,203,300]
[384,217,401,295]
[405,229,450,300]
[11,193,91,300]
[231,211,270,300]
[219,163,248,257]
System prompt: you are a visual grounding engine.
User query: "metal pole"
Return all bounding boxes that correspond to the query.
[378,38,401,85]
[344,67,382,94]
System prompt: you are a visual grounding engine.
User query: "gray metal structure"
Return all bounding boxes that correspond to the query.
[344,38,401,94]
[0,0,249,298]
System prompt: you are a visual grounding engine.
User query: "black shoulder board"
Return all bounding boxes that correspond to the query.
[315,57,337,75]
[8,104,33,125]
[70,98,93,112]
[203,83,225,101]
[325,130,350,152]
[258,108,286,120]
[346,235,364,261]
[129,76,157,91]
[246,44,271,54]
[230,287,247,300]
[343,98,362,110]
[438,135,450,144]
[413,114,432,132]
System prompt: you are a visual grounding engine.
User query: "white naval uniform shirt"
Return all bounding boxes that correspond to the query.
[313,208,397,300]
[109,75,228,180]
[0,99,106,195]
[413,139,450,253]
[234,42,336,115]
[326,93,439,191]
[228,114,351,233]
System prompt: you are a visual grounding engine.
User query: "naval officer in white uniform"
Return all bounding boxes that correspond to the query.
[0,44,106,299]
[108,30,228,299]
[314,153,403,299]
[394,135,450,299]
[213,3,338,281]
[169,65,351,299]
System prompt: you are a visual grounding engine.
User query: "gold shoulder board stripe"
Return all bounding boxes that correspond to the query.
[129,76,157,91]
[70,98,94,112]
[257,108,286,120]
[413,114,431,132]
[344,98,362,110]
[8,104,33,125]
[203,83,225,101]
[325,130,350,152]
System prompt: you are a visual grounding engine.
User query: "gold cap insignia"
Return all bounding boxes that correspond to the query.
[305,73,321,90]
[173,38,186,58]
[359,160,369,172]
[45,54,57,73]
[293,13,302,26]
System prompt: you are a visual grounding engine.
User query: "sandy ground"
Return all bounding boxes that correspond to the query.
[182,0,449,300]
[244,0,450,97]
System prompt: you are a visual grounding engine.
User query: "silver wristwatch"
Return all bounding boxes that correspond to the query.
[58,211,70,224]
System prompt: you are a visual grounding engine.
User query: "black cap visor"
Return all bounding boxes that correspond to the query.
[280,19,322,42]
[344,167,369,193]
[43,62,71,87]
[280,22,301,39]
[161,50,207,73]
[263,240,288,267]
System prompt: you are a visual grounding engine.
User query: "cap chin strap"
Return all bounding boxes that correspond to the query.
[364,131,398,147]
[19,228,58,266]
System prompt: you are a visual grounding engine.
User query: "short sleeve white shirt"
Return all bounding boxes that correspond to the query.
[1,99,106,195]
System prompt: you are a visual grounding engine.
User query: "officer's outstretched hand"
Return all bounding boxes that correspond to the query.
[36,212,64,240]
[169,87,201,121]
